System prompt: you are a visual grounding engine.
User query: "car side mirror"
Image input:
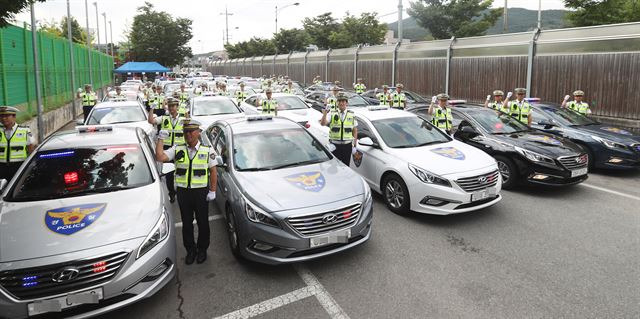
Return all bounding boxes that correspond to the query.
[214,155,226,167]
[0,179,7,191]
[76,119,85,126]
[461,126,477,134]
[161,163,175,176]
[358,137,375,147]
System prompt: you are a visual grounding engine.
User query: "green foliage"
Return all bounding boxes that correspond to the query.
[327,12,388,47]
[0,0,46,27]
[302,13,340,50]
[563,0,640,27]
[408,0,502,39]
[38,19,62,38]
[225,37,276,59]
[274,28,310,53]
[129,2,193,66]
[61,16,90,44]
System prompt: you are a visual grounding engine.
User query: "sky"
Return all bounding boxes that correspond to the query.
[15,0,567,54]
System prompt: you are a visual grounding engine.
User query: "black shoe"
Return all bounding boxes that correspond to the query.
[169,194,175,203]
[196,250,207,264]
[185,251,196,265]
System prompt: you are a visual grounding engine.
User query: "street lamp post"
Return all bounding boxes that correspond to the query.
[93,2,100,51]
[66,0,77,121]
[275,2,299,35]
[102,12,108,55]
[84,0,93,86]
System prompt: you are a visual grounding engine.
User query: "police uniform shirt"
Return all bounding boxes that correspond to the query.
[153,113,180,126]
[2,125,36,145]
[164,142,216,168]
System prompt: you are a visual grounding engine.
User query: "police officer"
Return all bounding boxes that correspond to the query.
[109,86,127,100]
[428,94,453,134]
[235,81,248,104]
[376,85,391,106]
[152,86,166,117]
[503,88,532,125]
[178,84,190,104]
[77,84,97,121]
[485,90,507,112]
[217,82,229,96]
[257,88,278,116]
[320,93,358,166]
[326,86,341,112]
[155,119,217,265]
[314,76,322,85]
[172,92,189,117]
[149,98,185,203]
[143,82,154,100]
[391,83,407,109]
[0,106,36,181]
[354,78,366,95]
[562,90,591,115]
[282,80,294,94]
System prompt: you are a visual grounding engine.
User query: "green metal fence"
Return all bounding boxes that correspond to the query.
[0,23,113,122]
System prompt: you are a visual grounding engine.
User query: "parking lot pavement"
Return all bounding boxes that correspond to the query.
[96,169,640,319]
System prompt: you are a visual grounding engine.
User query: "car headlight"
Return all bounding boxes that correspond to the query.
[244,196,279,228]
[591,135,627,150]
[362,178,373,212]
[514,146,556,165]
[408,163,451,187]
[137,208,169,259]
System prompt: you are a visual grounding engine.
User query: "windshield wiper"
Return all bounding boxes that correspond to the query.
[267,159,326,170]
[236,167,272,172]
[65,185,138,196]
[414,141,445,147]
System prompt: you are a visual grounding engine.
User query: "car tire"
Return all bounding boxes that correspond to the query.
[225,205,244,260]
[382,173,411,216]
[495,155,518,190]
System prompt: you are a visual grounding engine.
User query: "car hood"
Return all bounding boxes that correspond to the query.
[0,184,162,262]
[192,113,245,129]
[110,121,154,135]
[490,131,583,156]
[234,160,364,212]
[279,108,322,123]
[387,140,497,176]
[571,123,640,144]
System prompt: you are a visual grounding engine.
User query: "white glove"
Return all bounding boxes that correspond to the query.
[206,191,216,201]
[352,147,357,155]
[564,95,571,101]
[77,88,83,93]
[431,96,437,104]
[486,95,491,101]
[157,130,170,140]
[506,92,513,98]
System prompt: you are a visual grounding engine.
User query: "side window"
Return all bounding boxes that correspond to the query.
[245,96,256,106]
[207,125,221,143]
[451,112,464,128]
[213,128,228,163]
[530,109,547,124]
[355,117,378,143]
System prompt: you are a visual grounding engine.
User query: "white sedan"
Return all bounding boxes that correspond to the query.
[239,93,329,145]
[190,95,246,129]
[81,100,154,136]
[350,107,502,215]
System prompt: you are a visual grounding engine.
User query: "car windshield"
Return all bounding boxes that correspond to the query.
[7,145,153,201]
[192,99,240,116]
[470,110,530,134]
[404,91,427,103]
[372,116,450,148]
[348,94,369,107]
[87,106,146,124]
[244,81,261,89]
[234,128,331,171]
[258,96,308,110]
[540,106,597,126]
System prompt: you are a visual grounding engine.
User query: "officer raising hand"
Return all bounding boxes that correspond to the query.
[155,119,217,265]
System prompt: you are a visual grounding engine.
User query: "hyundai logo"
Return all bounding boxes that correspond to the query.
[477,176,487,184]
[52,267,80,283]
[322,213,338,224]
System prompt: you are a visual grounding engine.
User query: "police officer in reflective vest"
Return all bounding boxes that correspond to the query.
[562,90,591,115]
[503,88,532,125]
[111,86,127,100]
[485,90,507,112]
[235,82,248,104]
[155,119,217,265]
[376,85,391,106]
[77,84,97,121]
[217,82,229,96]
[282,80,294,94]
[321,93,358,166]
[178,84,190,105]
[257,88,278,116]
[326,86,341,112]
[172,92,189,118]
[354,78,366,95]
[0,106,36,181]
[152,86,166,117]
[428,94,453,134]
[391,83,407,109]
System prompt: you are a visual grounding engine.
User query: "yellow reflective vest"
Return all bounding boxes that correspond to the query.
[0,127,29,163]
[175,145,210,189]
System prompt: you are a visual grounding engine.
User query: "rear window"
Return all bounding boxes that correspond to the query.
[6,145,153,201]
[88,107,146,124]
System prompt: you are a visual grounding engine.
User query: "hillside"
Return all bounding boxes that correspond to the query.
[388,8,568,41]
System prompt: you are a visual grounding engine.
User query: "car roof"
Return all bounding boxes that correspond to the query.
[93,101,141,108]
[191,95,235,102]
[219,116,301,135]
[41,127,143,151]
[351,107,416,121]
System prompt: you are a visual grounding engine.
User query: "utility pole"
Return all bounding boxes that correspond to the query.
[503,0,509,33]
[108,20,113,57]
[84,0,93,86]
[93,2,101,52]
[537,0,542,30]
[398,0,403,42]
[29,3,44,142]
[67,0,77,120]
[102,12,108,54]
[220,6,233,45]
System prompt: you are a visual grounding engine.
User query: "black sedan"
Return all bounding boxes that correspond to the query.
[410,104,589,189]
[527,100,640,170]
[304,91,372,112]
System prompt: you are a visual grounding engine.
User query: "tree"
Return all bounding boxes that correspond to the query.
[39,19,62,37]
[61,16,90,44]
[274,28,310,53]
[328,12,387,48]
[563,0,640,27]
[128,2,193,66]
[225,37,275,59]
[303,13,340,49]
[408,0,502,39]
[0,0,46,27]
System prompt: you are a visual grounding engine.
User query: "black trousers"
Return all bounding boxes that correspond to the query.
[165,172,175,197]
[176,187,210,253]
[331,142,352,166]
[0,162,22,181]
[82,105,94,121]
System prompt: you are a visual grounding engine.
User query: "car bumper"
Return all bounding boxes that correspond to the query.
[0,233,176,319]
[518,162,589,186]
[238,196,373,265]
[594,152,640,169]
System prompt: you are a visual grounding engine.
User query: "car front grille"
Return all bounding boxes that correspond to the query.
[0,251,128,300]
[558,154,588,170]
[287,203,361,237]
[455,170,500,192]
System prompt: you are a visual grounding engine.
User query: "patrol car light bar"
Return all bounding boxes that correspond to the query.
[247,115,274,121]
[525,98,540,103]
[367,105,390,111]
[77,125,113,133]
[448,100,467,105]
[39,150,75,159]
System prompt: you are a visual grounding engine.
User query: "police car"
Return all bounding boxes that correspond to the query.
[351,106,502,215]
[189,95,246,129]
[0,126,176,318]
[80,100,154,136]
[205,115,372,264]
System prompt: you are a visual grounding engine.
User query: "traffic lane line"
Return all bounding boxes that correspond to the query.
[295,264,351,319]
[581,183,640,201]
[174,214,223,228]
[212,286,316,319]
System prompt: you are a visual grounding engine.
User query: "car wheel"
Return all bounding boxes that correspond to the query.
[495,155,518,190]
[382,174,411,216]
[225,206,243,260]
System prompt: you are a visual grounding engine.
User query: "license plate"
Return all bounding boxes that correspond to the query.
[310,229,351,248]
[471,187,497,202]
[571,167,588,177]
[28,288,103,316]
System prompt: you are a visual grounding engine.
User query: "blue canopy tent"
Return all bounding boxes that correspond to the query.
[114,62,170,74]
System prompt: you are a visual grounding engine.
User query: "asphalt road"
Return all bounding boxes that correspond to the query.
[88,167,640,319]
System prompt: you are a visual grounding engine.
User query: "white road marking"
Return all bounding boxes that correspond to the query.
[295,264,351,319]
[213,286,316,319]
[174,214,223,228]
[581,183,640,201]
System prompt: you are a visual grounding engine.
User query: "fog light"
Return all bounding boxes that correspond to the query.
[608,157,624,163]
[420,197,449,206]
[252,242,274,252]
[140,260,170,283]
[532,174,549,180]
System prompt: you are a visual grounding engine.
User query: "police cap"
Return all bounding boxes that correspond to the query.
[166,97,179,106]
[437,93,449,100]
[382,85,389,89]
[573,90,584,96]
[336,92,348,101]
[396,83,404,89]
[84,84,92,88]
[182,119,202,131]
[514,88,526,94]
[238,81,245,85]
[493,90,504,96]
[334,80,341,86]
[0,106,18,116]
